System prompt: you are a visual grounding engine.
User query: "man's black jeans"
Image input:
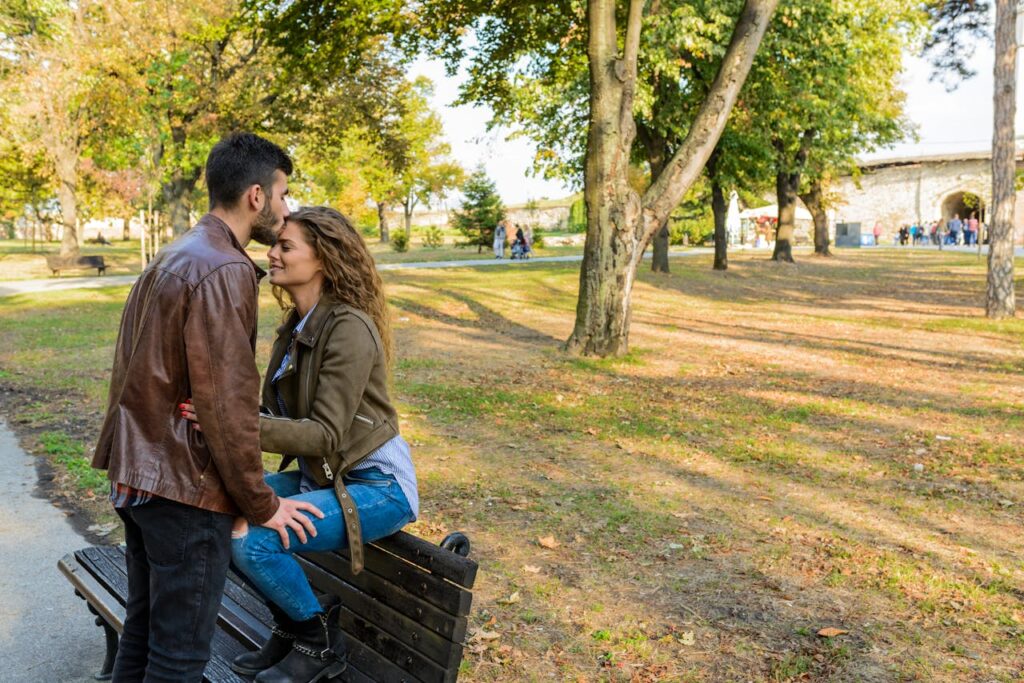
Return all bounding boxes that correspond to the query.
[112,497,234,683]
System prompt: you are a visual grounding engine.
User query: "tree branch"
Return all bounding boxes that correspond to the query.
[641,0,779,237]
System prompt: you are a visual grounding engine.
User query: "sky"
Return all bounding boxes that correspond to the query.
[411,21,1022,207]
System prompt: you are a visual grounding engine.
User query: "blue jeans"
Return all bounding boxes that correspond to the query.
[232,468,414,621]
[114,497,234,683]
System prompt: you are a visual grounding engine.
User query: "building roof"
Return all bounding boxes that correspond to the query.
[856,149,1024,170]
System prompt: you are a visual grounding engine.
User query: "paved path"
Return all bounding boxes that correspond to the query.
[0,248,715,298]
[0,419,105,682]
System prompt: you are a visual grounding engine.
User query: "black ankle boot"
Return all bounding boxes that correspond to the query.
[233,602,300,676]
[254,607,346,683]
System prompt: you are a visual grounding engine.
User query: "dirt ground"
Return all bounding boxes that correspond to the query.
[1,248,1022,681]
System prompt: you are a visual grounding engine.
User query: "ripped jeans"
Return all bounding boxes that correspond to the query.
[231,468,414,621]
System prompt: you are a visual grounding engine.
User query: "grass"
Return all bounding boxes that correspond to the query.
[0,235,586,280]
[3,248,1024,680]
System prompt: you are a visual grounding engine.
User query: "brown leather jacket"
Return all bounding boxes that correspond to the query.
[259,300,399,572]
[92,214,279,524]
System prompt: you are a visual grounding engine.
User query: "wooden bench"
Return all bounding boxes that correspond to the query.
[45,254,107,276]
[59,531,477,682]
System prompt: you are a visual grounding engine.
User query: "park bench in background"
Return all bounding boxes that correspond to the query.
[59,530,477,682]
[45,254,107,277]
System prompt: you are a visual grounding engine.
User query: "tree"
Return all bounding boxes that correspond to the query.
[452,170,505,252]
[394,78,465,238]
[744,0,919,263]
[0,1,115,256]
[987,0,1017,318]
[230,0,777,355]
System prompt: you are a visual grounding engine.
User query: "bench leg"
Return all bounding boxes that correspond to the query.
[84,602,118,681]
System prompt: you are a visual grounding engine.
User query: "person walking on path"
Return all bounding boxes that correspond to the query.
[967,213,980,246]
[493,220,507,258]
[91,133,322,683]
[872,221,882,246]
[947,214,962,245]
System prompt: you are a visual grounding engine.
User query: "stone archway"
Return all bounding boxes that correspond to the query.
[941,191,986,223]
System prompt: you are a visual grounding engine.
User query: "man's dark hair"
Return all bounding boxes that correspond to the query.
[205,132,293,209]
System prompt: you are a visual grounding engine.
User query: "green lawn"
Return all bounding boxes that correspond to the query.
[0,234,585,280]
[2,249,1024,680]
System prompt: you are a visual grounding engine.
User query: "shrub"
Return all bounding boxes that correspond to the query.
[669,216,714,246]
[532,234,545,249]
[391,231,409,252]
[422,226,444,249]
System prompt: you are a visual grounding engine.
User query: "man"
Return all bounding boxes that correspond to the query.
[92,132,322,682]
[947,213,962,246]
[872,221,882,246]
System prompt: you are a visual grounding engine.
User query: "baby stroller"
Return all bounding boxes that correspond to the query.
[511,235,531,260]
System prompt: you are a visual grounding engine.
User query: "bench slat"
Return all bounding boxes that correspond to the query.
[303,552,468,643]
[313,550,473,618]
[65,549,248,683]
[70,542,470,682]
[372,533,478,589]
[298,558,463,670]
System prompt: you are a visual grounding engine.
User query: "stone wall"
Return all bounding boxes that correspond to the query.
[832,153,1024,244]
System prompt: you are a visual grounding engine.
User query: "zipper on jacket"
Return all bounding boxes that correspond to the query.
[322,461,334,481]
[354,413,374,426]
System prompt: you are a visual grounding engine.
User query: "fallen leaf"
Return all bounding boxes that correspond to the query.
[585,427,599,435]
[470,629,501,642]
[661,434,671,442]
[538,535,560,549]
[757,496,773,502]
[523,565,541,574]
[817,627,848,638]
[679,631,696,646]
[497,591,521,605]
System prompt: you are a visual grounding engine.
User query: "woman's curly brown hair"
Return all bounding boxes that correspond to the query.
[274,206,393,367]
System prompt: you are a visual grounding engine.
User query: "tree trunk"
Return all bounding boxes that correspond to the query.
[800,181,831,256]
[404,192,415,239]
[638,123,671,274]
[377,201,390,243]
[123,213,132,241]
[163,171,200,237]
[651,223,670,272]
[987,0,1017,319]
[567,0,777,356]
[54,149,79,257]
[712,179,728,271]
[773,170,799,263]
[771,131,814,263]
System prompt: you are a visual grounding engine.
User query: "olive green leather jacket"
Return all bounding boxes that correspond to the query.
[259,300,398,572]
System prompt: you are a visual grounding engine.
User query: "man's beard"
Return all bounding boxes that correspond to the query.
[250,201,281,246]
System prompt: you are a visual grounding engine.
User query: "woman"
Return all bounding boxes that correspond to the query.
[184,206,417,683]
[493,220,506,258]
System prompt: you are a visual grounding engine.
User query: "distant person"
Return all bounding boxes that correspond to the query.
[872,221,882,246]
[967,213,980,246]
[524,224,534,250]
[511,226,531,259]
[947,214,962,245]
[493,220,506,259]
[930,221,940,245]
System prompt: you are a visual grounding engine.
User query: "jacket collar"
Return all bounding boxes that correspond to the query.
[276,298,340,347]
[194,213,267,281]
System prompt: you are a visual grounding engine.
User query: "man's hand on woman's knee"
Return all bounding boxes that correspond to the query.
[261,499,324,549]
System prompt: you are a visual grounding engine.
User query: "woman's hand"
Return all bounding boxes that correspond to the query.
[232,517,249,539]
[179,399,201,431]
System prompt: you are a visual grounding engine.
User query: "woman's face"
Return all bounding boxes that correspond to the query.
[267,220,324,291]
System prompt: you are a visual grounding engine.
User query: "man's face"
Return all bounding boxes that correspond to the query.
[250,170,290,246]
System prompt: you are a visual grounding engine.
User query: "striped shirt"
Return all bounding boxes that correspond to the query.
[110,481,153,508]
